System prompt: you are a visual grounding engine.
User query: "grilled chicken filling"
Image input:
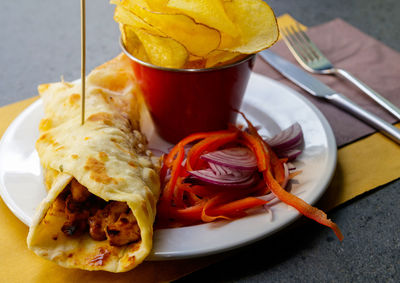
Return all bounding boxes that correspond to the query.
[52,178,140,246]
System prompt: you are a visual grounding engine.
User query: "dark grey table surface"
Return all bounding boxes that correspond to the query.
[1,1,399,282]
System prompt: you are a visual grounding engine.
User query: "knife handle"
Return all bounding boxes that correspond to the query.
[334,68,400,120]
[326,93,400,144]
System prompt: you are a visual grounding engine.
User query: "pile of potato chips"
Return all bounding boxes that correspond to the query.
[112,0,278,69]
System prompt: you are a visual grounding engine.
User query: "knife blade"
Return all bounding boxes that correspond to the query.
[259,49,400,144]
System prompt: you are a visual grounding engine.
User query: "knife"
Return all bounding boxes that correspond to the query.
[259,49,400,144]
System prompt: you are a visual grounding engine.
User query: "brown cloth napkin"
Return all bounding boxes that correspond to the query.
[254,18,400,147]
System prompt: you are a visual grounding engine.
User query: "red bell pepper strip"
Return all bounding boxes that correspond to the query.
[206,197,267,217]
[162,132,232,199]
[184,185,216,198]
[185,190,202,206]
[237,110,286,184]
[164,130,237,167]
[241,131,269,171]
[186,130,238,171]
[162,144,185,202]
[201,193,232,222]
[155,202,205,228]
[200,184,268,222]
[264,169,343,241]
[173,203,205,220]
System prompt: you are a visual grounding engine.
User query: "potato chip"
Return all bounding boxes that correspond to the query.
[112,0,278,68]
[120,24,150,62]
[142,0,170,11]
[205,50,242,68]
[184,54,206,69]
[131,4,221,57]
[135,29,188,68]
[220,0,278,53]
[167,0,238,37]
[114,4,162,36]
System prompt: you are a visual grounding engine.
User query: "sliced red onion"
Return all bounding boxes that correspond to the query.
[277,149,302,161]
[189,167,253,184]
[164,169,171,183]
[257,193,276,202]
[181,158,187,167]
[208,162,248,178]
[262,204,274,222]
[287,162,296,171]
[188,168,257,188]
[266,123,303,151]
[278,135,303,151]
[209,162,227,176]
[201,147,257,170]
[281,162,290,189]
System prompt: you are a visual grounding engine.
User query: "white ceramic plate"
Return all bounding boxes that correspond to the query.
[0,73,336,260]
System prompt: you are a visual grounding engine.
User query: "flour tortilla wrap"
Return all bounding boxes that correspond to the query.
[27,54,160,272]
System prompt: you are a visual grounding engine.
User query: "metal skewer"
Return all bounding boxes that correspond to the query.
[81,0,86,125]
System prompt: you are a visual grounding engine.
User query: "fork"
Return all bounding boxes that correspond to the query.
[280,23,400,120]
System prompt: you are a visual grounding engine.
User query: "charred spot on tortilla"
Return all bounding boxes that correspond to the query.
[98,152,109,162]
[68,93,81,106]
[87,112,114,126]
[128,161,137,168]
[112,142,133,156]
[84,157,118,185]
[38,133,57,146]
[39,118,52,131]
[38,83,50,93]
[92,88,114,105]
[47,178,141,247]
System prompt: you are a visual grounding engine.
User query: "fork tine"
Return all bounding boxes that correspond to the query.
[294,22,325,61]
[281,26,312,63]
[287,25,318,62]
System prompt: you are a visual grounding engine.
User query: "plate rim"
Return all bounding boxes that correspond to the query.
[0,98,42,226]
[0,72,337,260]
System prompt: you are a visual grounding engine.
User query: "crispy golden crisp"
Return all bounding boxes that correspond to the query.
[135,29,188,68]
[112,0,278,68]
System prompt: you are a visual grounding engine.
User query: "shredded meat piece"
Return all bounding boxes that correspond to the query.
[88,208,108,241]
[104,203,140,246]
[47,198,65,217]
[56,178,141,246]
[70,179,90,202]
[62,194,89,236]
[88,202,140,246]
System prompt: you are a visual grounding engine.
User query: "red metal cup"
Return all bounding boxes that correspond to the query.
[121,39,255,143]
